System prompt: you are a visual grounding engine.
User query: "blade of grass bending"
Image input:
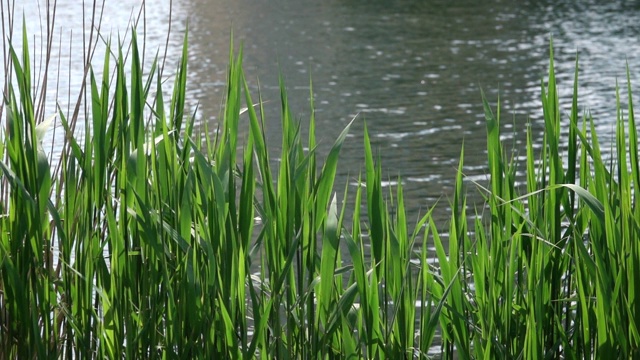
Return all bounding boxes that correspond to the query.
[558,183,604,223]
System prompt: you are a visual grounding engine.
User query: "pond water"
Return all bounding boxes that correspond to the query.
[8,0,640,224]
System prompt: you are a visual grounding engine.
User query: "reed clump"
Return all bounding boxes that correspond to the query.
[1,4,639,359]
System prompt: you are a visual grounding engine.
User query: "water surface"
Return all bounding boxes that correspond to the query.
[8,0,640,223]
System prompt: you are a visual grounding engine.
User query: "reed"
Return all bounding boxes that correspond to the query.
[1,2,639,358]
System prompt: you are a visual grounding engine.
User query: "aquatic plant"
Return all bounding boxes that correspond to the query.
[1,2,639,359]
